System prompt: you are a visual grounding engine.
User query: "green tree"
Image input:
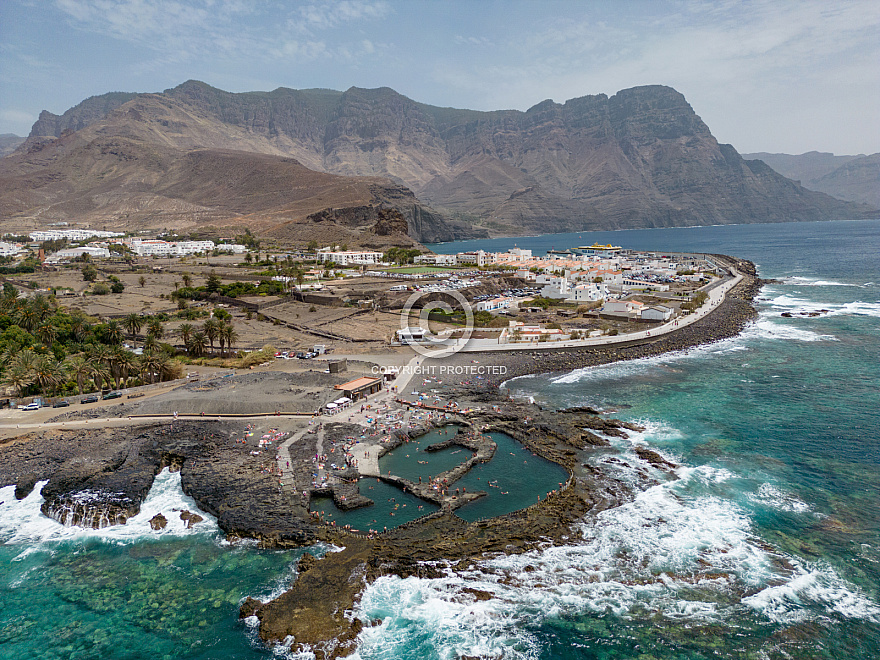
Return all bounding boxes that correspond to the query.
[103,320,123,345]
[187,330,207,357]
[182,273,193,288]
[64,354,92,395]
[111,281,125,294]
[138,275,146,287]
[146,318,164,341]
[205,270,222,293]
[122,314,143,343]
[83,264,98,282]
[220,323,238,357]
[202,318,220,354]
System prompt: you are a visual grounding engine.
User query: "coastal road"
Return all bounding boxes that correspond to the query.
[450,268,744,353]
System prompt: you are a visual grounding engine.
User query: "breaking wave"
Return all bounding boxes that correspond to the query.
[0,468,219,549]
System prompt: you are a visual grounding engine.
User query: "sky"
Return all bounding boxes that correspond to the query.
[1,0,878,155]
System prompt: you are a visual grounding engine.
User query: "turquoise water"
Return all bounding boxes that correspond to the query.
[310,479,438,532]
[3,219,880,659]
[378,426,466,482]
[355,218,880,659]
[0,470,310,659]
[454,432,569,522]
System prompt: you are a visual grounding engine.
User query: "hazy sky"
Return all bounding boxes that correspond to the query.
[2,0,878,154]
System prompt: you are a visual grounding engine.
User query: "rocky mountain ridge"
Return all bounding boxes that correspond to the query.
[744,151,880,208]
[5,81,875,241]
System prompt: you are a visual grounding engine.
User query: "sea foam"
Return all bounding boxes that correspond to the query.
[0,468,218,549]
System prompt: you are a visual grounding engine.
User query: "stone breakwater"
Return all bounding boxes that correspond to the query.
[478,256,763,388]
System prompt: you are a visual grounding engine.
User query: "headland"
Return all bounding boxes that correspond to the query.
[0,244,762,659]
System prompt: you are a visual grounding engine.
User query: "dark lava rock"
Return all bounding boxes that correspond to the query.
[149,513,168,530]
[462,587,493,601]
[634,446,678,470]
[239,596,263,619]
[15,472,39,500]
[179,510,204,528]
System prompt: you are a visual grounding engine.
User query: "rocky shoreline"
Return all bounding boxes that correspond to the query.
[0,258,764,660]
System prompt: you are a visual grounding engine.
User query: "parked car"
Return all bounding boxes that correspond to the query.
[81,395,99,404]
[102,391,122,400]
[53,400,70,408]
[21,401,41,411]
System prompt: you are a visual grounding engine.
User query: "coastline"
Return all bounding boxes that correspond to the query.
[0,257,764,659]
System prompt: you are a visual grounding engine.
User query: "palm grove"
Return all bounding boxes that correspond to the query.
[0,283,238,400]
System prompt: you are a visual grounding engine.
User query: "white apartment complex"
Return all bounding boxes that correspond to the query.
[318,250,384,266]
[30,229,124,242]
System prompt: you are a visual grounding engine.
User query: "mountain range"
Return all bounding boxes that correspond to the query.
[742,151,880,209]
[1,81,875,245]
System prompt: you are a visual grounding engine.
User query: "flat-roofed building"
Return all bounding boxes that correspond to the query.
[334,376,383,401]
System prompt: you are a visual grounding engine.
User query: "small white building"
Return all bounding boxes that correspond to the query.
[48,246,110,261]
[0,241,26,257]
[396,327,428,344]
[475,296,519,313]
[641,305,674,321]
[602,300,644,316]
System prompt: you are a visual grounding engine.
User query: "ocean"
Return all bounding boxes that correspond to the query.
[2,219,879,659]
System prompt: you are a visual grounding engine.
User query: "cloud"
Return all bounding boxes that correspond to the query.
[296,1,390,30]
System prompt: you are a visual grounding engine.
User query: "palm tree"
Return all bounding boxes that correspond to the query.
[0,285,19,312]
[69,311,89,344]
[220,323,238,357]
[202,319,219,354]
[15,302,39,332]
[187,331,207,357]
[104,320,123,345]
[65,355,92,394]
[146,318,164,341]
[2,363,33,397]
[122,313,143,344]
[35,322,57,347]
[31,294,54,324]
[31,354,65,396]
[182,273,193,288]
[156,354,183,382]
[178,323,194,347]
[116,350,139,388]
[142,334,159,353]
[139,352,161,384]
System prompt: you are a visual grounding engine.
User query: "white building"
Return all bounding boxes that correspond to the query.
[641,305,674,321]
[215,243,248,254]
[129,239,217,257]
[456,250,495,267]
[414,253,457,266]
[568,283,606,302]
[602,300,644,316]
[0,242,26,257]
[30,229,124,242]
[475,296,519,313]
[396,327,428,344]
[57,246,110,259]
[318,250,384,266]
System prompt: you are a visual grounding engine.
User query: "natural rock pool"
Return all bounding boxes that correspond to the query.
[310,427,569,530]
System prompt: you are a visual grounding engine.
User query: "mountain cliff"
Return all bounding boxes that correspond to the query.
[6,81,875,241]
[744,151,880,208]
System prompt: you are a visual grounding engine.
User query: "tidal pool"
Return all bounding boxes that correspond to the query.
[309,480,438,532]
[378,425,466,482]
[453,432,569,522]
